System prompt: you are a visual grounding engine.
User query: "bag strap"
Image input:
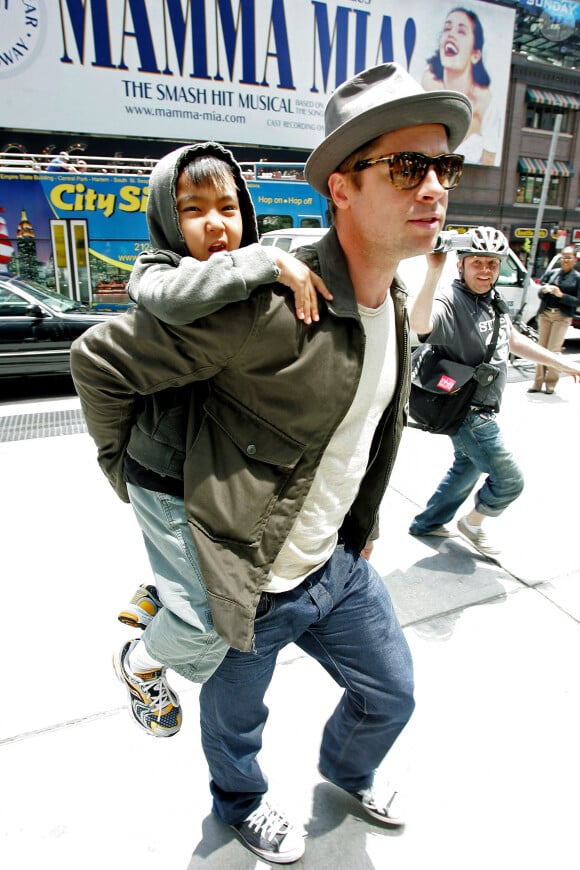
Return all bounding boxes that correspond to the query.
[482,294,504,364]
[422,291,505,370]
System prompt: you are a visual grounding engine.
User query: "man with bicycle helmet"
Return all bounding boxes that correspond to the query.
[408,226,580,560]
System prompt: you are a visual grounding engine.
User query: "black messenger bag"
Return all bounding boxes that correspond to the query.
[409,303,502,436]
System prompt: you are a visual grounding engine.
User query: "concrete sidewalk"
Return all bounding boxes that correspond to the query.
[1,371,579,870]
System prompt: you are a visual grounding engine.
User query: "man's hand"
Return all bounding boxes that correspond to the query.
[360,541,374,560]
[408,251,447,336]
[425,250,448,272]
[271,249,333,324]
[561,363,580,381]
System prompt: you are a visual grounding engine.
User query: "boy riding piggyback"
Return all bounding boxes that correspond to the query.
[89,141,331,737]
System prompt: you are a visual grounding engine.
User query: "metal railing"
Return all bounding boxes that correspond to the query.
[0,152,156,175]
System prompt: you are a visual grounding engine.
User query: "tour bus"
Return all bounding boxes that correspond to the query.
[0,154,330,308]
[239,162,330,235]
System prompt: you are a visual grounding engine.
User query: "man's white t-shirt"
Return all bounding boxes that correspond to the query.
[266,293,398,592]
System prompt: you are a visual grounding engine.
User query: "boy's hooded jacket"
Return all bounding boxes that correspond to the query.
[128,141,278,324]
[71,144,411,653]
[125,141,281,479]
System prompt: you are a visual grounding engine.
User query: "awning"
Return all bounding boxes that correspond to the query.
[518,156,574,177]
[526,87,580,110]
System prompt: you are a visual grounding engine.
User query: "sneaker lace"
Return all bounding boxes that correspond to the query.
[246,802,289,843]
[140,672,173,721]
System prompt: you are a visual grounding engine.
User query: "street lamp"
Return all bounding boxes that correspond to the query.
[527,112,562,278]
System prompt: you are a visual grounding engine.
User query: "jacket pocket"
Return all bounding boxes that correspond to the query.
[186,392,305,545]
[128,389,189,478]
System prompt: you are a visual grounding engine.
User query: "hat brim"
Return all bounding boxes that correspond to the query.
[305,91,472,198]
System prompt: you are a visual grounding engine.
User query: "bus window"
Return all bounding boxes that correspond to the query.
[300,217,322,229]
[257,214,294,234]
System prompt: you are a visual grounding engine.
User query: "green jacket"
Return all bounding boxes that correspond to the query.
[71,228,411,651]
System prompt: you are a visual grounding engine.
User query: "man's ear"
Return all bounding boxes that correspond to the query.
[328,171,350,211]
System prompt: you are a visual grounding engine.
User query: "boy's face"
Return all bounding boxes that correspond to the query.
[176,172,243,260]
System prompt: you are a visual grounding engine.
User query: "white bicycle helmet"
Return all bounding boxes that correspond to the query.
[456,226,509,261]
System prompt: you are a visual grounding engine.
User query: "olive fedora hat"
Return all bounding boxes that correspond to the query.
[305,62,472,198]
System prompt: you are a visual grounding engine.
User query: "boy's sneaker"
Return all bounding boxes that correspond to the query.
[113,639,181,737]
[118,584,162,629]
[231,800,305,864]
[457,517,501,560]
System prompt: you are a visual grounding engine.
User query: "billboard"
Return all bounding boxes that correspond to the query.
[0,169,150,303]
[0,171,149,268]
[0,164,330,301]
[2,1,514,165]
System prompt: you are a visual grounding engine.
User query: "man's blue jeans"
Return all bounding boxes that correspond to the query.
[199,544,415,825]
[410,409,524,535]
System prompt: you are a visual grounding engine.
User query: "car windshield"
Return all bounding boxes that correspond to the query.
[11,280,85,313]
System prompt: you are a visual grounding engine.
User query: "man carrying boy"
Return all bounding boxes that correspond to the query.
[103,141,332,739]
[72,63,471,863]
[75,147,333,734]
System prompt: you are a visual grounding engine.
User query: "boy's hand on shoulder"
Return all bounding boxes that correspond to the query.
[271,249,333,324]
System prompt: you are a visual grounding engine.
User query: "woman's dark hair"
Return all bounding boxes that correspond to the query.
[426,7,491,88]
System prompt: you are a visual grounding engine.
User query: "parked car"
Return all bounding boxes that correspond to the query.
[0,276,112,377]
[259,228,539,342]
[258,227,330,254]
[541,248,580,329]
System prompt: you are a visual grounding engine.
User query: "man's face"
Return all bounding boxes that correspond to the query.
[332,124,451,261]
[176,173,243,261]
[560,251,577,273]
[461,255,501,294]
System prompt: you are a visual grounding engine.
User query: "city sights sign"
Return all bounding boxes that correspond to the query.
[2,0,515,165]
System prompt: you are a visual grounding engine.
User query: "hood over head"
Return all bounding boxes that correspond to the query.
[146,141,258,255]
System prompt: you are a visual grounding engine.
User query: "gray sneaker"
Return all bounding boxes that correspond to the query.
[231,800,305,864]
[319,768,405,827]
[409,524,454,537]
[423,525,454,537]
[457,517,501,560]
[351,781,405,826]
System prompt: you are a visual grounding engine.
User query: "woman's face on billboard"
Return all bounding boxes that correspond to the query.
[439,10,480,73]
